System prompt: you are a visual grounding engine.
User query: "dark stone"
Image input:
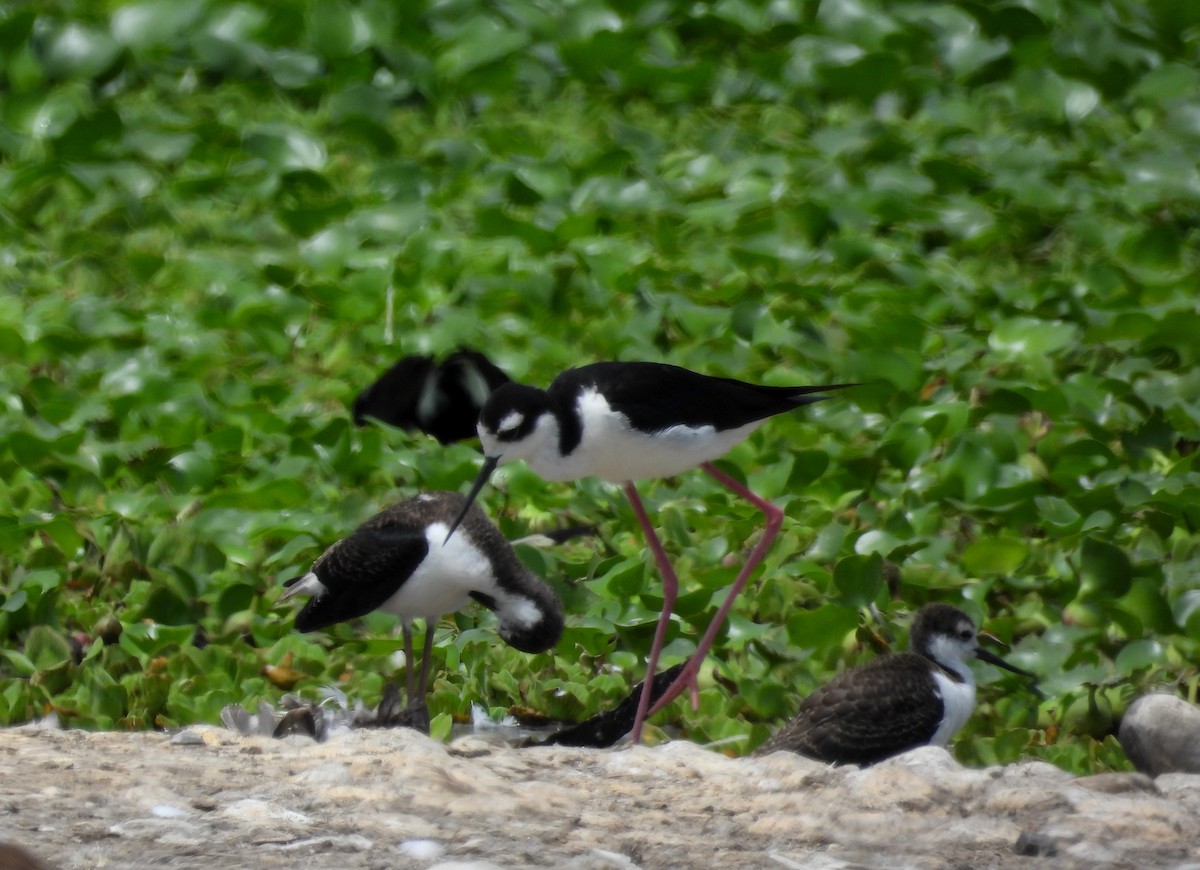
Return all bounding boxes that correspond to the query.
[1014,830,1058,858]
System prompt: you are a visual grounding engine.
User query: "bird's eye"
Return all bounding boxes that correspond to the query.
[959,628,973,640]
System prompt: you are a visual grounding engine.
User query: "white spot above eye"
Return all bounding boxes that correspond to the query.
[497,411,524,434]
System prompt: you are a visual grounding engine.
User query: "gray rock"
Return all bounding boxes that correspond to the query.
[9,726,1200,869]
[1119,694,1200,776]
[1075,771,1159,794]
[219,798,312,829]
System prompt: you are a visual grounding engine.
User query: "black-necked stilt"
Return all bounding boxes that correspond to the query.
[353,349,510,444]
[442,361,855,742]
[280,492,563,715]
[754,603,1036,764]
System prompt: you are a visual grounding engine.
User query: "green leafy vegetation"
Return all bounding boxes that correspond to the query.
[2,0,1198,774]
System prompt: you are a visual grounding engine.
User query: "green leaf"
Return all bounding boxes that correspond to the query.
[989,317,1079,356]
[434,18,529,81]
[817,52,903,101]
[1130,64,1200,104]
[786,605,859,651]
[960,538,1028,576]
[833,553,883,607]
[1114,639,1164,673]
[1,589,28,614]
[1118,224,1184,281]
[1034,496,1081,531]
[0,8,35,53]
[0,649,37,677]
[112,0,205,51]
[244,126,327,172]
[40,23,120,79]
[1078,538,1132,599]
[25,626,74,670]
[307,1,366,58]
[1172,591,1200,635]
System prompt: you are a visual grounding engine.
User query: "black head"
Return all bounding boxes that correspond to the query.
[499,589,564,654]
[911,603,1037,681]
[444,382,553,542]
[477,382,551,447]
[910,603,978,660]
[469,573,564,655]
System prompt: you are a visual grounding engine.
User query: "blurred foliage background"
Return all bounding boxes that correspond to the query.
[1,0,1199,773]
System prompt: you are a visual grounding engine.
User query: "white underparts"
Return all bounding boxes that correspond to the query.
[525,389,765,482]
[925,633,980,746]
[929,668,977,746]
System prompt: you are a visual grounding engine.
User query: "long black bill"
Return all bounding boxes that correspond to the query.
[975,645,1043,697]
[445,455,500,543]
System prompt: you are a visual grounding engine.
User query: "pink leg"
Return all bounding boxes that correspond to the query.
[645,462,784,718]
[623,482,686,744]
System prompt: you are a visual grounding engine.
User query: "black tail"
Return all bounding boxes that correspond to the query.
[786,382,861,403]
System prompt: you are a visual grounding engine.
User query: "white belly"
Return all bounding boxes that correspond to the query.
[529,389,765,482]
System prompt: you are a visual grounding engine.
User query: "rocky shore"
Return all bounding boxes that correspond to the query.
[2,725,1198,869]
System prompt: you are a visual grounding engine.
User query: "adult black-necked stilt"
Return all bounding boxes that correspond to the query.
[280,492,563,714]
[353,349,510,444]
[442,361,854,742]
[754,603,1036,764]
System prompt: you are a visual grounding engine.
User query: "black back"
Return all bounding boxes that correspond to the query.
[287,492,564,653]
[290,524,430,632]
[754,653,944,765]
[353,349,510,443]
[546,362,849,447]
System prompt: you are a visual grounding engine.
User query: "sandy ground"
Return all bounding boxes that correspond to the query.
[2,724,1199,869]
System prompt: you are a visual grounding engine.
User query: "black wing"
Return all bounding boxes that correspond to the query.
[352,354,437,430]
[444,349,510,395]
[424,350,511,443]
[354,350,510,443]
[293,526,430,632]
[550,362,852,434]
[755,654,943,765]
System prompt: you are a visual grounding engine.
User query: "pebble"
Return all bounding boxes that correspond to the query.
[398,839,444,860]
[220,798,311,828]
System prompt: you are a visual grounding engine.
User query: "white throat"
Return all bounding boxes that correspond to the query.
[925,635,978,746]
